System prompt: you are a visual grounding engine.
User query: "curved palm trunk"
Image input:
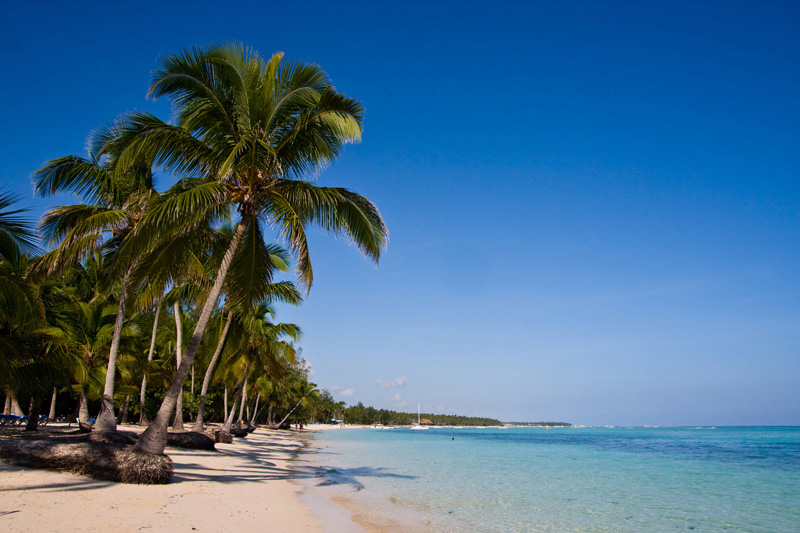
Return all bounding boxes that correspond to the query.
[277,397,305,428]
[193,309,233,431]
[136,221,247,454]
[172,301,184,431]
[236,371,249,426]
[221,391,241,433]
[139,302,161,425]
[95,265,134,432]
[249,392,261,427]
[48,388,57,421]
[222,359,252,433]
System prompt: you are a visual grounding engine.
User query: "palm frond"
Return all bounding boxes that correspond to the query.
[263,180,387,289]
[0,191,40,263]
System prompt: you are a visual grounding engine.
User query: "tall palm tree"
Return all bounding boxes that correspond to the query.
[107,44,387,454]
[32,141,159,433]
[192,278,301,431]
[276,377,319,428]
[219,303,300,433]
[193,229,300,431]
[138,299,161,424]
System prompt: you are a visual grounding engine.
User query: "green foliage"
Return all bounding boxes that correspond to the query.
[107,43,387,291]
[313,396,505,426]
[0,190,39,264]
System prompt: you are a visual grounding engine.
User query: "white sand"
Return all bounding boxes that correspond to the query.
[0,425,362,533]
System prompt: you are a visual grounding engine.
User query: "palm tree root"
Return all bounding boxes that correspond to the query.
[213,430,233,444]
[0,434,173,484]
[166,431,215,450]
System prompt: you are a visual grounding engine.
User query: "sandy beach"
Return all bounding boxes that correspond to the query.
[0,424,362,533]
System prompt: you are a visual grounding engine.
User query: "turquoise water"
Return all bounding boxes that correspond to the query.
[312,426,800,532]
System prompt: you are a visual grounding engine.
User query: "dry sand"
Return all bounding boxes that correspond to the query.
[0,424,362,533]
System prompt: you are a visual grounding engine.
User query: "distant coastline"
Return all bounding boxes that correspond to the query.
[504,422,572,427]
[324,400,571,427]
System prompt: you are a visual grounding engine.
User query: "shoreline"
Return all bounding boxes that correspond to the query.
[300,424,430,533]
[0,423,355,532]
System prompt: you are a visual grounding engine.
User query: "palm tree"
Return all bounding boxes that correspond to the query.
[218,303,300,433]
[0,191,39,265]
[138,299,162,424]
[32,141,160,433]
[0,192,40,331]
[193,235,301,431]
[275,375,318,429]
[106,44,387,454]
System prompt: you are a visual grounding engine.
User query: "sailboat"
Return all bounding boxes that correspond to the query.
[410,403,429,429]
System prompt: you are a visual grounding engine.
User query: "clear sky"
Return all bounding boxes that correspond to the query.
[2,1,798,426]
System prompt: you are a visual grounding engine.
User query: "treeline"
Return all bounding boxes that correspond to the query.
[314,399,503,426]
[506,422,572,427]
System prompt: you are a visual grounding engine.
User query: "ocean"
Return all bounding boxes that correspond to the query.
[307,426,800,532]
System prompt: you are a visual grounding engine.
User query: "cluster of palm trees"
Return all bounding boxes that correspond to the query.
[0,43,387,456]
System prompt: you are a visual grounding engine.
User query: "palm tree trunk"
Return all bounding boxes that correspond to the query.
[249,392,260,427]
[236,372,249,426]
[119,395,131,424]
[222,359,252,433]
[224,383,228,418]
[11,392,24,417]
[277,397,305,428]
[136,220,247,454]
[172,300,184,431]
[222,391,241,433]
[3,393,11,415]
[48,387,57,421]
[139,302,161,425]
[193,309,233,431]
[253,398,272,427]
[25,399,41,431]
[78,391,91,429]
[95,265,134,432]
[268,404,274,427]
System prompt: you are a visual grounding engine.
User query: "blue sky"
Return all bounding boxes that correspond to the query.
[2,1,798,425]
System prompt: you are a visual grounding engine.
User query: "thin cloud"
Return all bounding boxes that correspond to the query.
[376,377,408,388]
[393,393,409,408]
[329,385,354,399]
